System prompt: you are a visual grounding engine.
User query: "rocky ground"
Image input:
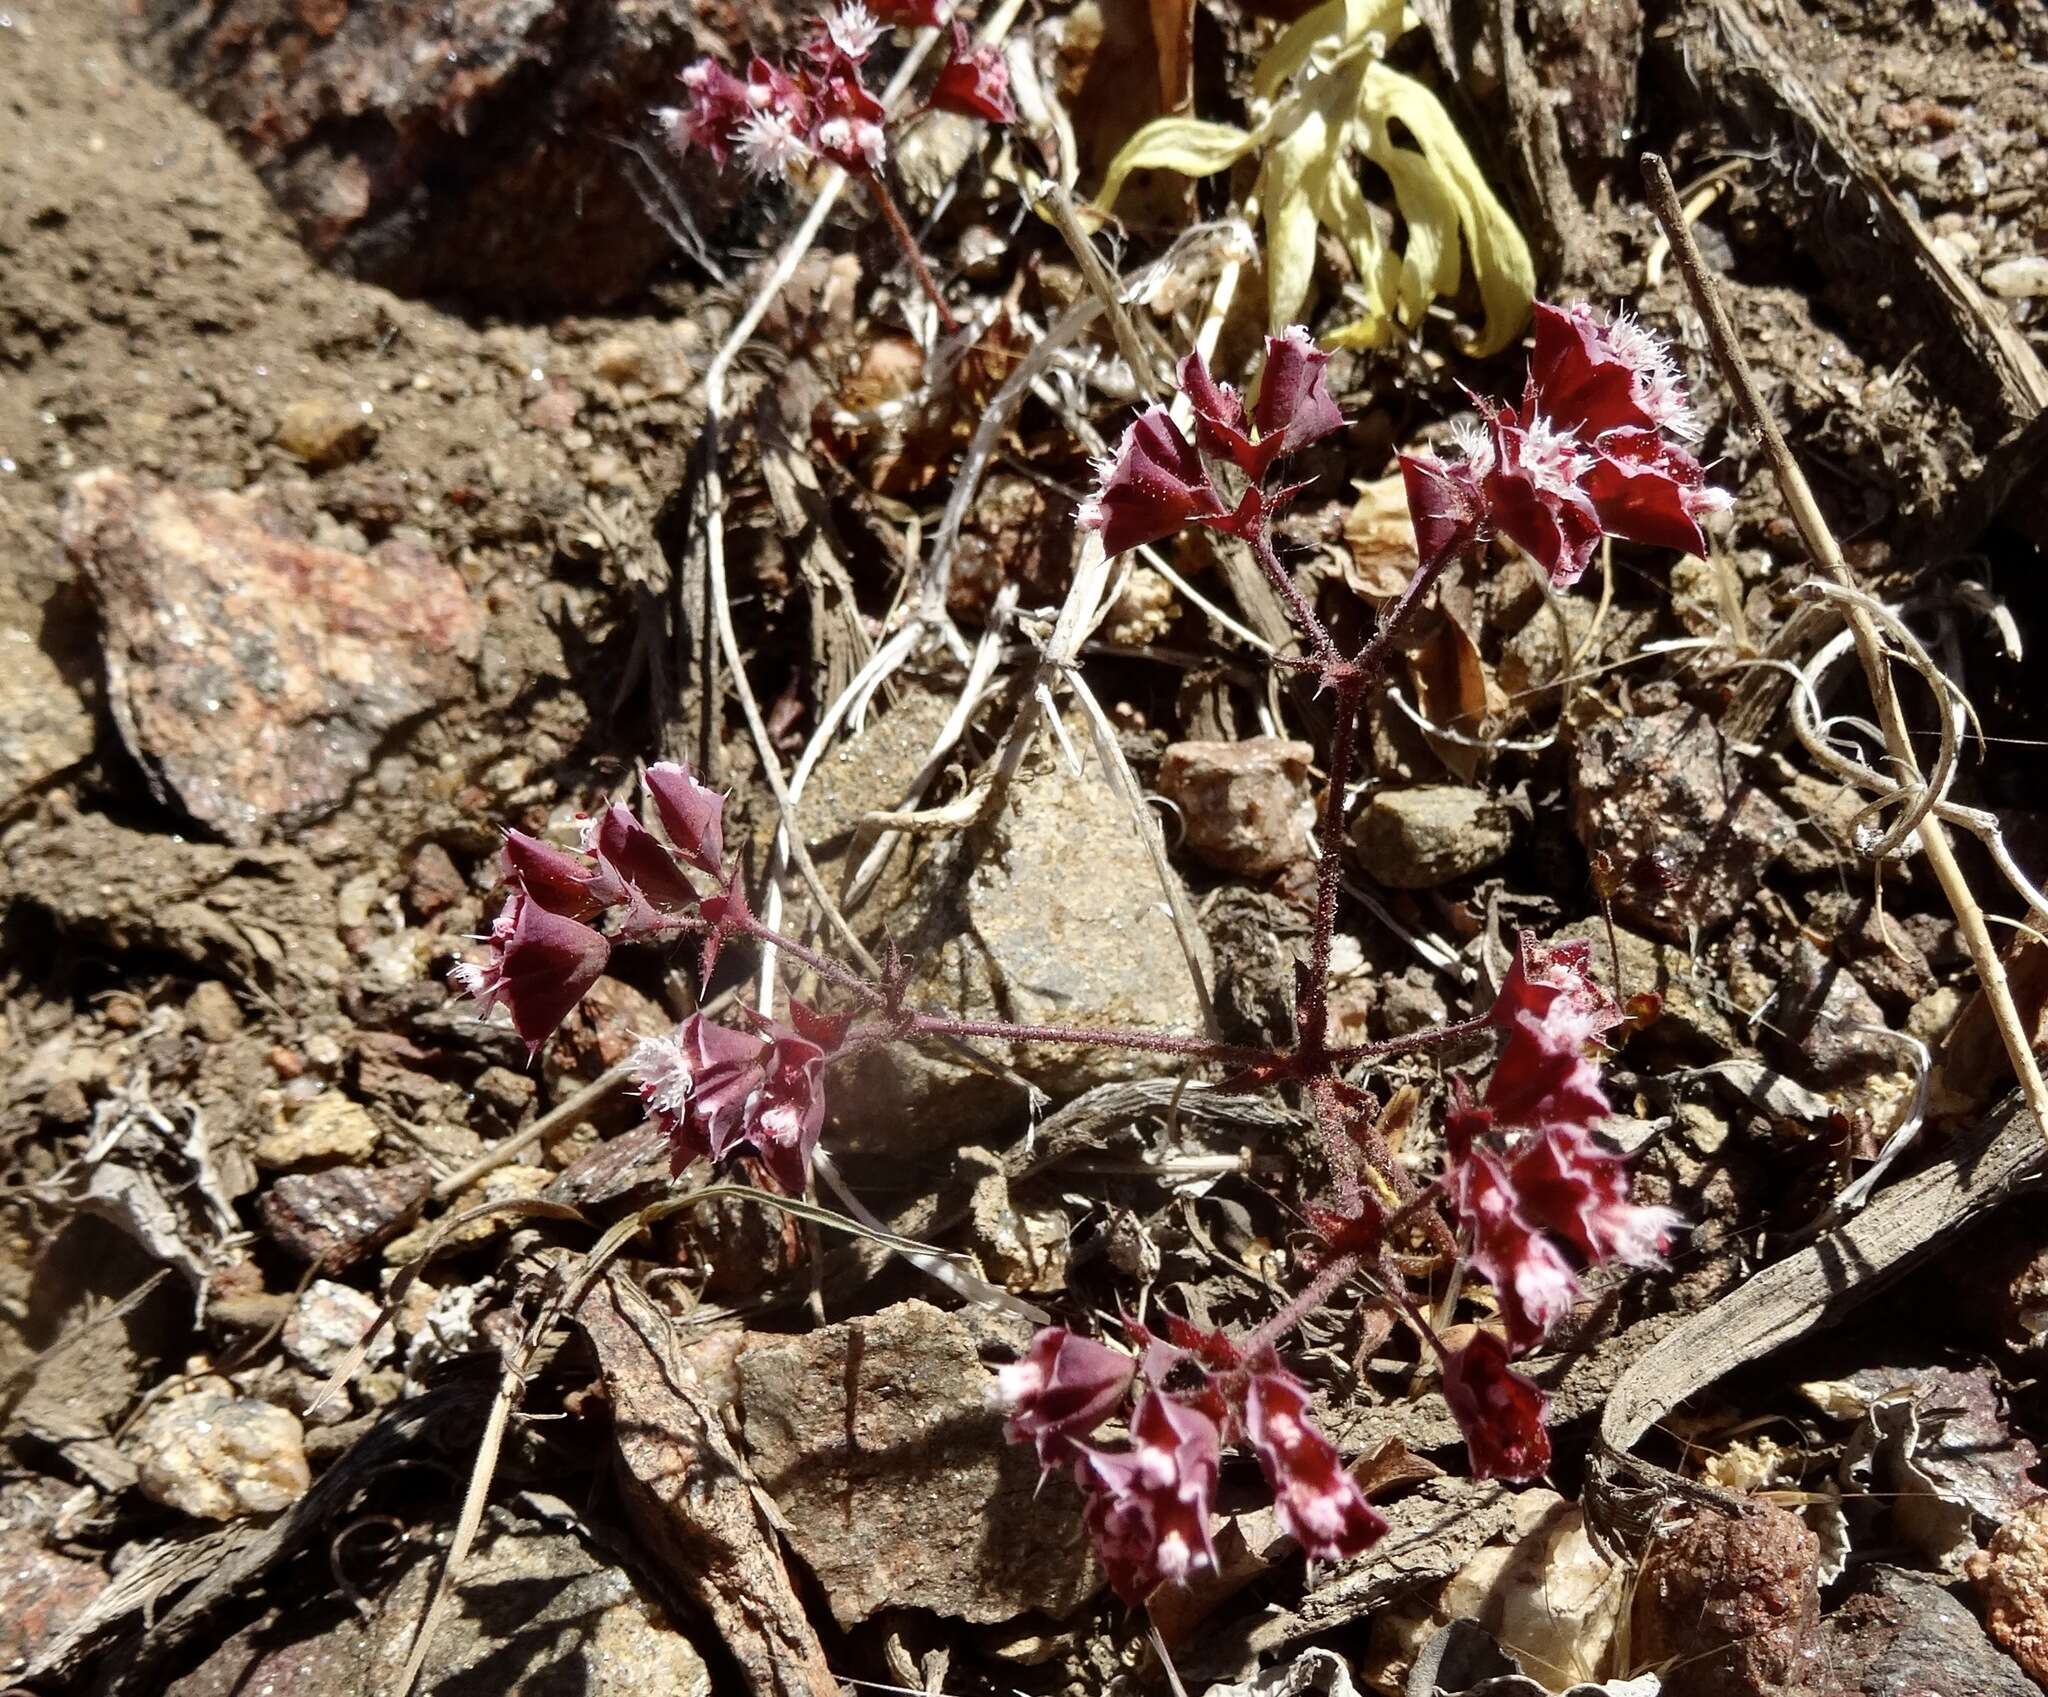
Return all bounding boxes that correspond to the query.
[2,0,2047,1693]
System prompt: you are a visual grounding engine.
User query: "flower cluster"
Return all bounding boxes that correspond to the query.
[632,1002,846,1192]
[1081,328,1346,556]
[1436,932,1684,1480]
[451,762,743,1049]
[1399,302,1731,587]
[996,1321,1386,1604]
[666,2,1012,183]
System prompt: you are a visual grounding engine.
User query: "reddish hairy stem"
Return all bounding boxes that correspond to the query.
[1244,521,1342,669]
[863,171,959,333]
[904,1012,1273,1068]
[1350,543,1461,685]
[1325,1012,1493,1069]
[1297,676,1364,1058]
[736,907,1281,1066]
[736,911,888,1005]
[1242,1248,1362,1360]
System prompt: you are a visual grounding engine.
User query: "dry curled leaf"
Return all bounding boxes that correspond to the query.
[1094,0,1533,353]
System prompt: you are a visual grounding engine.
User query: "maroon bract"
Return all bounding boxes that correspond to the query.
[633,1004,844,1193]
[1398,450,1486,574]
[1089,330,1346,555]
[995,1328,1136,1469]
[1445,1122,1581,1354]
[451,892,610,1055]
[1079,1392,1222,1604]
[930,23,1016,124]
[634,1015,771,1176]
[501,828,605,920]
[1483,931,1621,1135]
[1478,410,1603,588]
[1510,1125,1679,1270]
[695,868,756,987]
[1581,427,1729,559]
[669,59,757,165]
[644,760,727,877]
[586,802,698,914]
[808,63,888,172]
[1528,301,1698,442]
[746,1020,832,1194]
[1179,349,1275,479]
[1443,1331,1552,1482]
[1079,407,1222,556]
[1254,326,1346,457]
[1244,1365,1388,1562]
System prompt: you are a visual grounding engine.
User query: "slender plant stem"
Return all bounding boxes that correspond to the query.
[864,171,959,333]
[1243,1249,1362,1359]
[1299,676,1364,1057]
[1245,521,1342,669]
[734,903,1284,1067]
[736,911,886,1006]
[1351,546,1459,686]
[1326,1012,1493,1069]
[904,1012,1271,1068]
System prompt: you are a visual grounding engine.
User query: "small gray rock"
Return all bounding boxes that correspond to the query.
[1818,1564,2036,1697]
[1353,786,1514,889]
[282,1279,389,1376]
[831,732,1212,1155]
[736,1300,1098,1627]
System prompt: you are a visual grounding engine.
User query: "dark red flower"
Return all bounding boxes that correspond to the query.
[1178,348,1273,479]
[1254,326,1345,457]
[1398,450,1486,574]
[1443,1331,1552,1482]
[1244,1366,1387,1562]
[1483,931,1621,1136]
[808,64,888,172]
[1527,301,1698,443]
[668,58,756,165]
[1398,303,1728,585]
[451,892,610,1055]
[585,802,697,915]
[1079,407,1222,557]
[746,1022,830,1193]
[930,23,1016,124]
[632,1014,769,1175]
[809,1,885,64]
[1444,1121,1580,1354]
[1078,1392,1222,1603]
[1581,427,1729,559]
[1479,410,1603,589]
[501,828,605,920]
[643,761,726,878]
[996,1327,1136,1469]
[1508,1124,1680,1270]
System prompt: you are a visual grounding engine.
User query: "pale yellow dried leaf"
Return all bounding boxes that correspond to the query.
[1095,117,1258,218]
